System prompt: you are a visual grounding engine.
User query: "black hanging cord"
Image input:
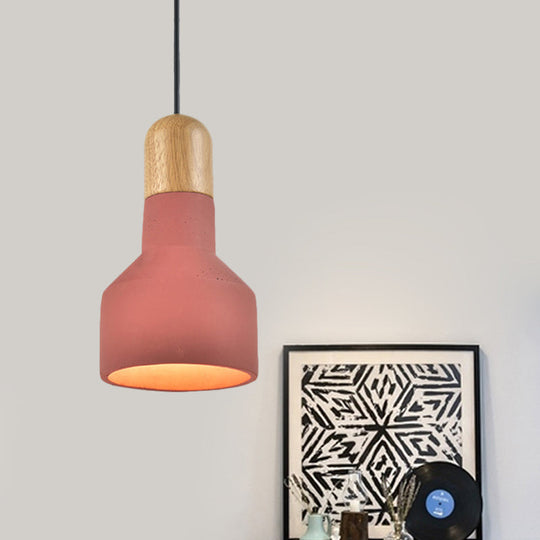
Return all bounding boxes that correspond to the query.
[174,0,180,113]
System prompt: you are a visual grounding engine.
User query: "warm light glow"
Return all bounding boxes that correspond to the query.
[108,363,253,391]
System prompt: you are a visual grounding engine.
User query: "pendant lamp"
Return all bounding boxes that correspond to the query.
[100,0,258,391]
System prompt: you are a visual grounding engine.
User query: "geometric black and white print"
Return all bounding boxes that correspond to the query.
[301,362,463,526]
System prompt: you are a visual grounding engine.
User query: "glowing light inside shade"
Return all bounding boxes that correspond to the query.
[108,363,252,391]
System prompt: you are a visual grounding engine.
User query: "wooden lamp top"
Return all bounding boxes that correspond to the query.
[144,114,214,199]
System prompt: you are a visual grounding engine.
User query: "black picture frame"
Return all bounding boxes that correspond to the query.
[283,344,481,540]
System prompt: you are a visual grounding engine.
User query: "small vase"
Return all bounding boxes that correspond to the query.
[384,521,413,540]
[301,513,331,540]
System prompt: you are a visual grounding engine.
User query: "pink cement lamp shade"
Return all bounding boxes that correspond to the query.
[100,115,258,391]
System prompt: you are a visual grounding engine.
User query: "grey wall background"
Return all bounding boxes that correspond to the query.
[1,1,539,538]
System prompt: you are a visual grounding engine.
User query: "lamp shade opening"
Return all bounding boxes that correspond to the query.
[108,364,253,391]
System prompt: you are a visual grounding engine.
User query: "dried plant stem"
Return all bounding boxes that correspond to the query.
[285,473,314,514]
[381,477,398,523]
[382,474,421,526]
[397,480,405,520]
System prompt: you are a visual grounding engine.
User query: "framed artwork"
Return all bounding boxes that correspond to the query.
[283,344,481,540]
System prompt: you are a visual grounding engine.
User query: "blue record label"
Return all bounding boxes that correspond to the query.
[425,489,455,519]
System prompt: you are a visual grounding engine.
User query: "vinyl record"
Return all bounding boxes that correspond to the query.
[405,462,482,540]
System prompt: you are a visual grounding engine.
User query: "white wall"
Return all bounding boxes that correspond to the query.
[1,1,539,539]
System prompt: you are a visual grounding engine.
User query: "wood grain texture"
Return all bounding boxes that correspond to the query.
[340,512,369,540]
[144,114,213,198]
